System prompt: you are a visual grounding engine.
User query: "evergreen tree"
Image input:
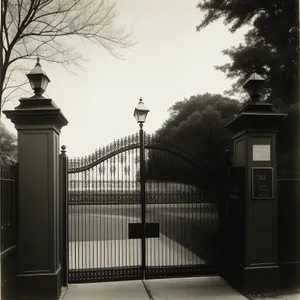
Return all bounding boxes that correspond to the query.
[197,0,299,157]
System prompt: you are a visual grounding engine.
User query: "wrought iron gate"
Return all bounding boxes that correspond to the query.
[67,133,219,283]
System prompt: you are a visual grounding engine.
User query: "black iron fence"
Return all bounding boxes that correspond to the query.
[60,146,69,287]
[1,164,18,300]
[277,169,300,289]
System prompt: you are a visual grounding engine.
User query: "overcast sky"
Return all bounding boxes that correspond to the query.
[2,0,249,158]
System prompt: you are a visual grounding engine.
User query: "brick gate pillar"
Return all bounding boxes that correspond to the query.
[3,59,68,300]
[223,71,287,294]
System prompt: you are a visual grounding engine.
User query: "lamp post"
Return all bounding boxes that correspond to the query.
[133,97,149,276]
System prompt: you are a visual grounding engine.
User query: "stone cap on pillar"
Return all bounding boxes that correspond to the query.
[225,102,287,134]
[3,97,68,132]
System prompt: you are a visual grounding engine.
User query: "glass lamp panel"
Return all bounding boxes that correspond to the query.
[134,110,139,123]
[134,109,148,123]
[29,74,42,90]
[138,111,148,123]
[244,80,263,97]
[29,78,35,90]
[243,82,254,96]
[243,72,265,97]
[41,76,50,91]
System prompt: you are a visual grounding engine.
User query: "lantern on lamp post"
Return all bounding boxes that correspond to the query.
[133,97,150,128]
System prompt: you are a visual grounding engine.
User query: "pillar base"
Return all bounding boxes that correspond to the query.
[280,261,300,289]
[225,260,280,294]
[16,267,62,300]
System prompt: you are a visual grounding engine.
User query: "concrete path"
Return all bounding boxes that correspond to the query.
[69,212,206,269]
[69,233,205,269]
[60,276,248,300]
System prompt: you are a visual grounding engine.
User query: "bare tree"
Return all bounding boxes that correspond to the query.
[0,0,134,115]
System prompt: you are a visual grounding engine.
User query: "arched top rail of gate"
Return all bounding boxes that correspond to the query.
[68,132,210,174]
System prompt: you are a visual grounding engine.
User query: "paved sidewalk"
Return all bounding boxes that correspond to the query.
[60,276,248,300]
[246,288,300,300]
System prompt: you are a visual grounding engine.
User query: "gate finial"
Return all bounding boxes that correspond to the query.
[61,145,66,154]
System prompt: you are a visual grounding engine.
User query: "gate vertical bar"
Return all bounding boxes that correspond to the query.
[60,145,69,286]
[139,125,146,277]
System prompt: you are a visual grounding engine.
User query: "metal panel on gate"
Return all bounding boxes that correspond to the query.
[128,223,159,239]
[144,136,219,279]
[67,133,143,283]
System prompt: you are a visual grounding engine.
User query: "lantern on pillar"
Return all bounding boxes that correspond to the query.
[243,68,265,102]
[26,57,51,96]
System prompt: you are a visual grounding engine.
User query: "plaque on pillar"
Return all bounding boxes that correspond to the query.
[252,167,274,199]
[252,145,271,161]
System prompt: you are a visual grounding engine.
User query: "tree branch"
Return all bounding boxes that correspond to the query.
[1,0,135,112]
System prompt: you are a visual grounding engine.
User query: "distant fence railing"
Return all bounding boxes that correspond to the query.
[1,164,18,299]
[67,189,207,205]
